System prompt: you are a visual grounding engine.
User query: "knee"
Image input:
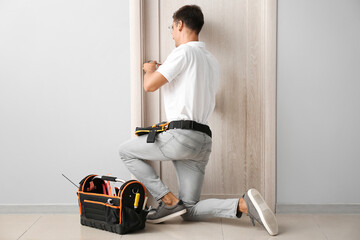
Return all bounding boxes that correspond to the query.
[180,200,200,222]
[118,143,125,156]
[118,142,130,162]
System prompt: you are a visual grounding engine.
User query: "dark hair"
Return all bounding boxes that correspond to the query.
[172,5,204,35]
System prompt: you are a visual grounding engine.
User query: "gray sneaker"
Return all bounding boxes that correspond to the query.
[243,188,278,236]
[146,200,187,224]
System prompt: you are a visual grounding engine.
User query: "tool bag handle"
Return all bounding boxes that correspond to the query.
[97,175,126,183]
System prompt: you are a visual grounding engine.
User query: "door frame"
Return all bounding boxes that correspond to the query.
[129,0,277,212]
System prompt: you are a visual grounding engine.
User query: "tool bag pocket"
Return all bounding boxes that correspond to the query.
[77,174,148,235]
[106,204,120,224]
[121,205,148,233]
[135,121,169,143]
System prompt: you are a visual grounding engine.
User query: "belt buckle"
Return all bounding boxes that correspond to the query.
[160,122,169,131]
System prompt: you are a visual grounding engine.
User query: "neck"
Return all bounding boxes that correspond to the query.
[179,32,199,45]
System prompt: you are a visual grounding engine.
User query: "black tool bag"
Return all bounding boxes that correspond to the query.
[77,174,148,235]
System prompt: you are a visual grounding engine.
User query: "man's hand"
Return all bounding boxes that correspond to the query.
[143,61,158,73]
[143,61,168,92]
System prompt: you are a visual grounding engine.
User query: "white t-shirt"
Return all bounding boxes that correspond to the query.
[156,41,220,125]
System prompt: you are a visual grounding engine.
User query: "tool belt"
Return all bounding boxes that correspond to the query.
[135,120,212,143]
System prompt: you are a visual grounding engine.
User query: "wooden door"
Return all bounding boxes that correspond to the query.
[129,0,277,211]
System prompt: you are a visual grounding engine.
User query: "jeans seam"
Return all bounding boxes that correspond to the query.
[172,135,196,151]
[158,135,175,149]
[171,130,203,145]
[159,135,200,160]
[196,134,210,161]
[158,136,175,160]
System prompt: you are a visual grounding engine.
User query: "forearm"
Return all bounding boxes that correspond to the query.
[144,71,156,92]
[143,61,167,92]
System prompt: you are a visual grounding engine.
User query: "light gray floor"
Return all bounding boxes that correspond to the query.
[1,214,359,240]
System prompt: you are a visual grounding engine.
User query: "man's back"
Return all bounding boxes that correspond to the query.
[158,41,220,125]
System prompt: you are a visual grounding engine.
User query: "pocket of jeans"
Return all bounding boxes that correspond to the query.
[159,131,202,160]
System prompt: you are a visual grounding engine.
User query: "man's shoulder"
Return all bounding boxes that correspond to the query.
[172,44,192,54]
[171,43,203,60]
[168,44,188,58]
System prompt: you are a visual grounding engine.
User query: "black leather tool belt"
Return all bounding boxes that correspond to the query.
[135,120,212,143]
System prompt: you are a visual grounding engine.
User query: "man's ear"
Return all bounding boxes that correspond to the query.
[178,20,184,31]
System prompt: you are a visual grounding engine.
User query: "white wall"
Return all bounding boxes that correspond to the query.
[2,0,359,207]
[277,0,360,204]
[0,0,131,204]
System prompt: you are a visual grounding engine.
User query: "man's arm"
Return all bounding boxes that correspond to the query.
[143,61,168,92]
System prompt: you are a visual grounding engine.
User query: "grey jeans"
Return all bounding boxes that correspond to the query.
[118,128,241,221]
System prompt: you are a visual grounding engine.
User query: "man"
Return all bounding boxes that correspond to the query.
[119,5,278,236]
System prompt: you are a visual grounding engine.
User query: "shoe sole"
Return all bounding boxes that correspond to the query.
[247,188,278,236]
[146,209,187,224]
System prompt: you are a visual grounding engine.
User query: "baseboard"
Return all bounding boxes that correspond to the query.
[276,204,360,214]
[0,204,78,214]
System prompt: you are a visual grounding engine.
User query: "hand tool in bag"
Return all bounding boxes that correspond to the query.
[62,173,78,189]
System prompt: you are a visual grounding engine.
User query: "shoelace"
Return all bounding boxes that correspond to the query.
[150,201,163,213]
